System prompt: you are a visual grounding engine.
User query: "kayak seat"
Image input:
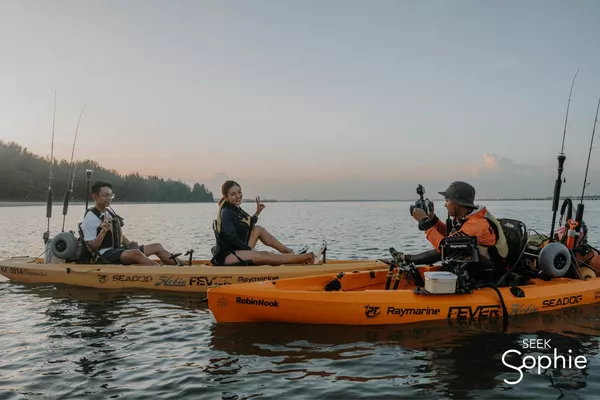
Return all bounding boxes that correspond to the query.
[210,220,253,267]
[498,218,529,270]
[494,218,530,287]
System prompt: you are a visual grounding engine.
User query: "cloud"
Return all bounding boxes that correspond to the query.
[471,153,549,180]
[475,153,526,174]
[483,153,499,170]
[127,153,600,201]
[192,154,561,201]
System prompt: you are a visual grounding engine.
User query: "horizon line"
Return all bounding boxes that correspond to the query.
[3,195,598,207]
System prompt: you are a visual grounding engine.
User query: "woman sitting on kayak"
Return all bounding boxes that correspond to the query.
[211,180,326,266]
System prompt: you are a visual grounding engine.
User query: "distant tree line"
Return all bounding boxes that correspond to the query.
[0,141,215,202]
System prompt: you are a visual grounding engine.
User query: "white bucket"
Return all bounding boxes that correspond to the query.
[424,271,457,294]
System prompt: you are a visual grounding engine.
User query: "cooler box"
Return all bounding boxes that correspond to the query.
[424,271,457,294]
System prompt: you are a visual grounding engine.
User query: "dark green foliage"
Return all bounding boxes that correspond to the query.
[0,141,215,202]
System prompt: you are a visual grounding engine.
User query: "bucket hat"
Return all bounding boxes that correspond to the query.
[438,181,476,208]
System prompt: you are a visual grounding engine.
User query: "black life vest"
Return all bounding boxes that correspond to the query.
[86,207,124,250]
[215,201,257,245]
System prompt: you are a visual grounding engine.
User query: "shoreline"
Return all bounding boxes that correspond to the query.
[1,198,598,207]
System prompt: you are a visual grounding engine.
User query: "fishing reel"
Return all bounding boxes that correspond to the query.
[385,247,424,290]
[410,184,434,216]
[389,247,411,270]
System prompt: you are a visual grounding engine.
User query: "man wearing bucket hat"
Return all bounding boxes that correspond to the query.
[401,181,509,282]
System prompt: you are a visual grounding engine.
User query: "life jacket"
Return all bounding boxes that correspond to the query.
[211,201,256,264]
[215,201,255,240]
[453,207,509,262]
[74,207,123,264]
[86,207,124,250]
[216,200,254,234]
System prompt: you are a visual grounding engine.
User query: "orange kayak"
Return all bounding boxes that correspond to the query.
[207,265,600,325]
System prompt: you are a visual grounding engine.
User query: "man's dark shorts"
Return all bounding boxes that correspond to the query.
[100,245,145,264]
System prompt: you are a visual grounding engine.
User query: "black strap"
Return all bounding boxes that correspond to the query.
[86,207,102,218]
[86,207,121,223]
[418,214,439,231]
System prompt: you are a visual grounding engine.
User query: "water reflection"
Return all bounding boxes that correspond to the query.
[2,282,208,386]
[15,282,207,311]
[3,280,600,398]
[209,304,600,398]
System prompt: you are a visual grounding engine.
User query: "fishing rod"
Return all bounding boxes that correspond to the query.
[574,96,600,232]
[61,104,87,232]
[43,90,57,244]
[84,169,93,211]
[549,69,579,241]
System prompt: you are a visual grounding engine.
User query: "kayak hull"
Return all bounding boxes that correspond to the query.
[0,257,384,293]
[207,267,600,325]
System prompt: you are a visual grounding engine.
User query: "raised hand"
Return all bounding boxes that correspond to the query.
[411,207,427,222]
[101,219,111,232]
[255,196,266,216]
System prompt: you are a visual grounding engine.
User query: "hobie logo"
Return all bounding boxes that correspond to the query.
[155,276,186,287]
[502,339,588,385]
[236,297,279,307]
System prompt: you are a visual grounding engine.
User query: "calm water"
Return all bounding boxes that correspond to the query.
[1,200,600,399]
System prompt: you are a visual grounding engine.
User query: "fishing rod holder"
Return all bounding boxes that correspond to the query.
[389,246,404,264]
[84,169,93,211]
[549,154,567,240]
[385,247,424,290]
[169,252,183,266]
[452,263,473,294]
[184,249,195,266]
[388,247,417,271]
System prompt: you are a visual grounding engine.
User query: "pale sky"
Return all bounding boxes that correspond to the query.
[1,0,600,200]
